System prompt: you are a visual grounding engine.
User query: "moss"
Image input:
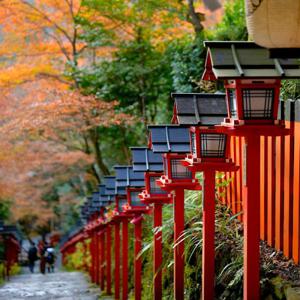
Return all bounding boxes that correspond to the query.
[0,264,4,285]
[10,263,21,276]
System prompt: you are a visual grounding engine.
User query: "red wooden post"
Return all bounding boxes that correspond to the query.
[89,232,95,282]
[275,135,285,250]
[267,136,276,247]
[133,217,143,300]
[94,232,98,284]
[232,137,238,214]
[243,134,261,300]
[174,188,185,300]
[106,225,112,295]
[122,219,129,300]
[202,170,216,300]
[153,203,163,300]
[100,230,106,291]
[228,138,235,210]
[236,137,242,221]
[95,231,100,285]
[293,103,300,263]
[94,231,98,284]
[115,222,121,300]
[83,238,89,272]
[260,136,268,241]
[283,103,294,258]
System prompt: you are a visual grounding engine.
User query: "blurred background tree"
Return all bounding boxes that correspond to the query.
[0,0,246,235]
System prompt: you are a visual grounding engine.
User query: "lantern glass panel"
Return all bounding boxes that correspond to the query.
[191,133,196,155]
[242,88,274,119]
[171,159,192,179]
[150,176,167,194]
[118,199,127,212]
[200,133,227,158]
[130,192,146,206]
[229,89,237,119]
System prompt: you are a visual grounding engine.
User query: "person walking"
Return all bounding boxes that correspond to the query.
[45,246,55,273]
[38,240,47,274]
[28,242,38,274]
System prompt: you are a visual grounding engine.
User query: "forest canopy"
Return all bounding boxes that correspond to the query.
[0,0,246,236]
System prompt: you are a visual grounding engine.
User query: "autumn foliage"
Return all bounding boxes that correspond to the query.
[0,0,225,235]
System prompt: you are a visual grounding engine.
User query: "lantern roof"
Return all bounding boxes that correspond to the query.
[85,196,96,214]
[114,165,145,194]
[131,147,164,172]
[91,191,100,206]
[81,199,94,220]
[202,41,300,80]
[86,196,92,207]
[148,125,190,153]
[86,193,99,212]
[103,176,116,196]
[80,203,89,219]
[171,93,227,125]
[99,184,112,202]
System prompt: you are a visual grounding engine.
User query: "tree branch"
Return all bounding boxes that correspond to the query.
[20,0,74,45]
[187,0,204,36]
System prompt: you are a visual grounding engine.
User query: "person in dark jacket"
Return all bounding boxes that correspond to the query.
[28,242,38,273]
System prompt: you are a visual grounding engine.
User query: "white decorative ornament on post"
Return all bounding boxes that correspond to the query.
[245,0,300,50]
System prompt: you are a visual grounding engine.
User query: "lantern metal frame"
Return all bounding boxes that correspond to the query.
[189,126,231,162]
[157,153,200,191]
[184,126,238,172]
[224,79,282,125]
[139,172,172,205]
[123,187,150,214]
[113,195,131,218]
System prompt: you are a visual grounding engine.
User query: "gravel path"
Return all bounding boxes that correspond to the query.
[0,271,101,299]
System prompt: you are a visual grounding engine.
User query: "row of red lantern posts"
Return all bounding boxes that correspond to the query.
[60,41,300,300]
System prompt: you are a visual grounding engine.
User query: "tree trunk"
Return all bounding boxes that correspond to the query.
[88,129,110,177]
[187,0,204,37]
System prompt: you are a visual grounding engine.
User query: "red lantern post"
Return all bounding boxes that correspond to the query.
[124,187,151,300]
[106,224,112,295]
[131,216,143,300]
[148,125,201,300]
[131,146,174,300]
[114,165,146,300]
[103,176,122,299]
[202,41,297,299]
[139,172,172,300]
[99,228,106,291]
[122,217,129,300]
[114,220,121,300]
[112,194,132,300]
[153,202,163,298]
[183,126,238,299]
[157,153,200,300]
[89,223,97,283]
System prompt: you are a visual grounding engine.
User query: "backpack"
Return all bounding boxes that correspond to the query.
[45,249,55,264]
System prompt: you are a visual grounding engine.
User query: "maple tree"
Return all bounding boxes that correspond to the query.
[0,0,134,234]
[0,0,227,234]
